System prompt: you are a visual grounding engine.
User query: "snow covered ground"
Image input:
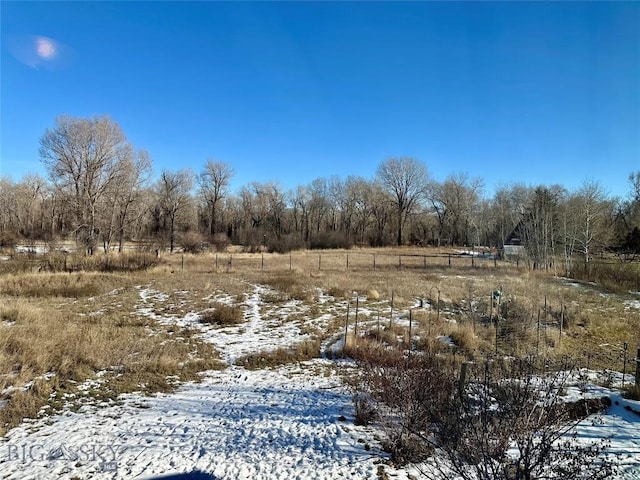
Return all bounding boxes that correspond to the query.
[0,282,638,479]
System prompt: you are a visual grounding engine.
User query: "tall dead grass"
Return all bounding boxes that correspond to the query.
[235,338,321,369]
[0,295,223,436]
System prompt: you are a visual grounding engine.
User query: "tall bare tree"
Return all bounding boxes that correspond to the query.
[198,159,234,235]
[570,180,611,268]
[155,169,194,252]
[39,115,132,254]
[110,150,152,252]
[376,157,428,245]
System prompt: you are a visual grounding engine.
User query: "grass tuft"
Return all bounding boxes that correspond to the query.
[235,338,321,369]
[200,303,244,325]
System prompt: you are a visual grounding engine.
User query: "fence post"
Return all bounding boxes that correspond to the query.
[346,253,349,270]
[559,304,564,348]
[318,254,321,270]
[181,254,184,270]
[459,362,469,396]
[344,302,350,349]
[635,348,640,388]
[373,253,376,270]
[623,343,628,385]
[261,253,264,271]
[399,255,402,270]
[536,309,541,356]
[423,255,427,269]
[448,254,451,267]
[408,309,413,350]
[289,252,292,270]
[495,312,499,355]
[354,295,359,346]
[215,253,218,270]
[390,289,394,328]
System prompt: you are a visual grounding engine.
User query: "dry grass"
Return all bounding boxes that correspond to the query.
[2,251,159,275]
[235,338,321,369]
[0,272,110,297]
[200,303,244,325]
[1,246,637,436]
[0,283,223,436]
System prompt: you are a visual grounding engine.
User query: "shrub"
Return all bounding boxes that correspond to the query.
[266,234,305,254]
[200,303,244,325]
[235,338,321,369]
[180,232,206,254]
[309,231,352,250]
[210,233,231,252]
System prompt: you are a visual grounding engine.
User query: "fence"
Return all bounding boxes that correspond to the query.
[175,250,513,273]
[338,289,639,387]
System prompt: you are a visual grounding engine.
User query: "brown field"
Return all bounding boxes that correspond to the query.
[0,245,638,435]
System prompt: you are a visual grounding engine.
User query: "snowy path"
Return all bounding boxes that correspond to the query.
[0,284,396,479]
[1,362,389,480]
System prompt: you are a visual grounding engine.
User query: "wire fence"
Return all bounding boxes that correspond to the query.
[180,250,517,273]
[337,290,640,388]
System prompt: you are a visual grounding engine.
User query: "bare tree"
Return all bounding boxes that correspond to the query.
[112,150,152,252]
[39,115,132,254]
[427,173,484,246]
[570,180,612,269]
[376,157,428,245]
[521,186,564,270]
[198,159,234,235]
[155,169,194,252]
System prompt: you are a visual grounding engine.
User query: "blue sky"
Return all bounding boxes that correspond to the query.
[1,1,639,198]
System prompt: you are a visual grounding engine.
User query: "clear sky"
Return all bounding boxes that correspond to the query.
[1,1,639,198]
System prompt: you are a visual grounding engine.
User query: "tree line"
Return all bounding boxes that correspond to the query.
[1,115,638,268]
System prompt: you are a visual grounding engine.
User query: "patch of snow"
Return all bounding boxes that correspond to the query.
[0,362,393,480]
[437,335,455,347]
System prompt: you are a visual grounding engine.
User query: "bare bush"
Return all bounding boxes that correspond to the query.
[180,231,206,253]
[200,303,244,325]
[422,358,617,480]
[210,233,231,252]
[350,347,618,479]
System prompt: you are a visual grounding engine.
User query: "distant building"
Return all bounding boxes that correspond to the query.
[501,225,526,262]
[503,243,525,262]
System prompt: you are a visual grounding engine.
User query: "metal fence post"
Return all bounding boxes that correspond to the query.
[635,348,640,388]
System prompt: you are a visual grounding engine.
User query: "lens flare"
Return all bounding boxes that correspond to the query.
[7,34,74,70]
[36,37,57,59]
